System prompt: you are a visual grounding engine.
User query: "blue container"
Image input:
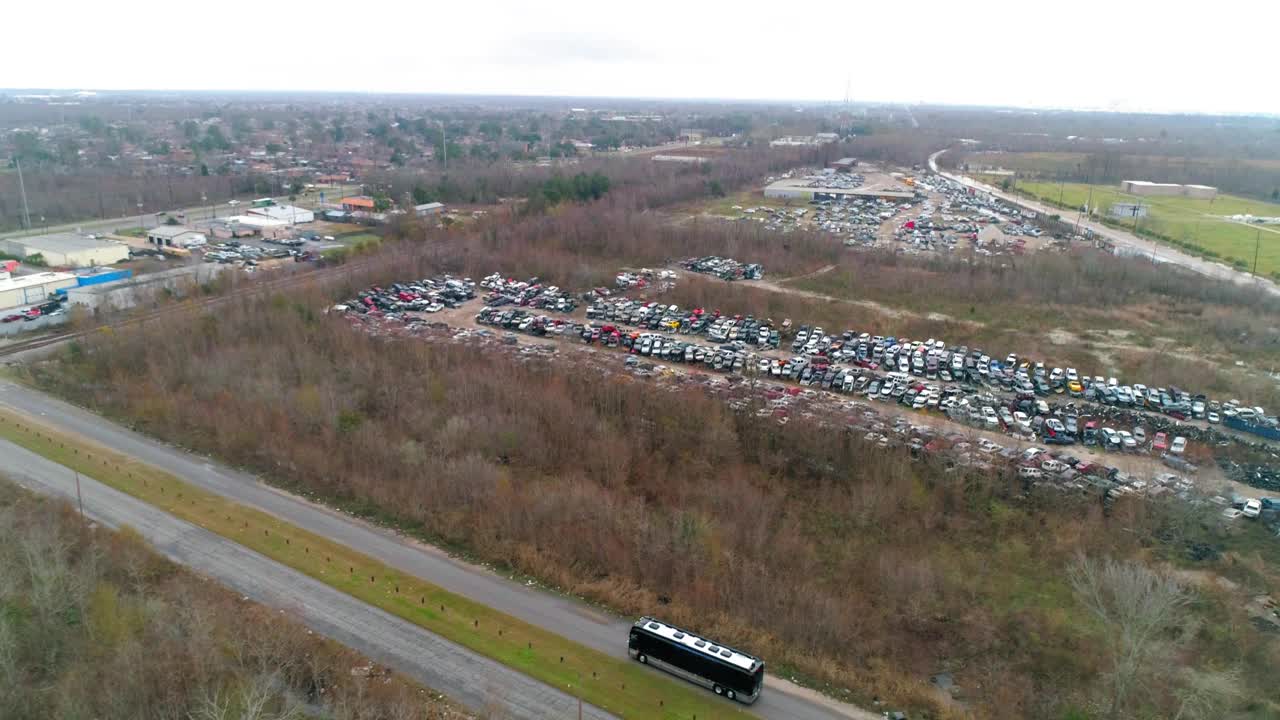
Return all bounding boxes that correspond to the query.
[76,269,133,287]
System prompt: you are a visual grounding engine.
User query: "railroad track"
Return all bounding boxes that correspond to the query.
[0,260,379,360]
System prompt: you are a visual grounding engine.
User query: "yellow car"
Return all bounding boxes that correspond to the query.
[1067,380,1084,396]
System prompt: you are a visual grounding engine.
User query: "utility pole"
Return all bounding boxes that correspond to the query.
[75,470,83,518]
[1253,227,1262,278]
[16,157,32,233]
[439,119,447,170]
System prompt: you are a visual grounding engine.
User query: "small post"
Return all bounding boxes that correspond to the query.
[75,470,83,518]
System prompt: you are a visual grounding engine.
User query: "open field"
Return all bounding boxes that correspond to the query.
[695,189,810,217]
[997,179,1280,277]
[0,407,750,720]
[962,149,1280,175]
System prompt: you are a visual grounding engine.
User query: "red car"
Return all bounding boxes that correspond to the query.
[1152,432,1169,452]
[2,313,23,323]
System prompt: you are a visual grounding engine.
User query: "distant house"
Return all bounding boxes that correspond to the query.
[323,210,350,222]
[414,202,445,217]
[340,196,376,213]
[146,225,207,249]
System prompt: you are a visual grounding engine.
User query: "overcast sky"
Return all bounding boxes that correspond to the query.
[6,0,1277,114]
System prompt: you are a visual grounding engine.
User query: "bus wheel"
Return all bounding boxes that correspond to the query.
[726,689,736,701]
[713,685,724,696]
[637,654,647,664]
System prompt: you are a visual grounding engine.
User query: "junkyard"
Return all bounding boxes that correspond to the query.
[337,268,1280,524]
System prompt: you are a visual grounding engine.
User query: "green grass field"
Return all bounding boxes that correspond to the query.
[699,190,809,217]
[0,409,754,720]
[1012,180,1280,277]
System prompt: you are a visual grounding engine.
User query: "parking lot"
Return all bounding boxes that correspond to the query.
[0,297,70,338]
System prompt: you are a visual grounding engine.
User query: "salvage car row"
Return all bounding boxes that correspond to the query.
[363,311,1280,530]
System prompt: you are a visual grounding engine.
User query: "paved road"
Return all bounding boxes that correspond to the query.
[0,435,613,720]
[0,380,871,720]
[927,149,1280,297]
[0,185,360,241]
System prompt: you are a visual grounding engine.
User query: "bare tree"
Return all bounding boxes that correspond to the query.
[1068,555,1189,719]
[1172,667,1244,720]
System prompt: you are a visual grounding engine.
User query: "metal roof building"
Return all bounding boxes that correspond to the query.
[0,233,130,268]
[147,225,208,248]
[0,271,78,310]
[247,204,315,224]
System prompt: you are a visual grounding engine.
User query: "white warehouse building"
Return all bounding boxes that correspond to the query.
[247,204,314,224]
[1121,180,1218,201]
[0,271,78,310]
[0,233,130,268]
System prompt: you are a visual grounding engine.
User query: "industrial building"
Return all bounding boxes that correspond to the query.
[651,154,707,164]
[147,225,208,248]
[1121,180,1218,200]
[65,264,227,312]
[0,233,130,267]
[414,202,445,217]
[830,157,859,172]
[0,271,78,310]
[246,204,315,224]
[210,215,291,240]
[340,196,377,213]
[764,178,914,202]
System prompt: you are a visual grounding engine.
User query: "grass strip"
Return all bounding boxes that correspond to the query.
[0,408,753,720]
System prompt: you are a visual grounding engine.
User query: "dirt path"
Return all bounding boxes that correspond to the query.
[693,267,974,326]
[779,264,837,283]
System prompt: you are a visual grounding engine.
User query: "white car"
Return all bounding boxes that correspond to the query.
[1222,507,1244,521]
[1170,436,1187,455]
[1013,411,1032,430]
[1118,430,1137,451]
[1242,499,1262,519]
[1207,412,1221,424]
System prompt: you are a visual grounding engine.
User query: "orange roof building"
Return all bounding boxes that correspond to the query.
[340,196,376,211]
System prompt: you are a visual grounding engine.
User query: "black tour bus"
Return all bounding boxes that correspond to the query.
[627,616,764,703]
